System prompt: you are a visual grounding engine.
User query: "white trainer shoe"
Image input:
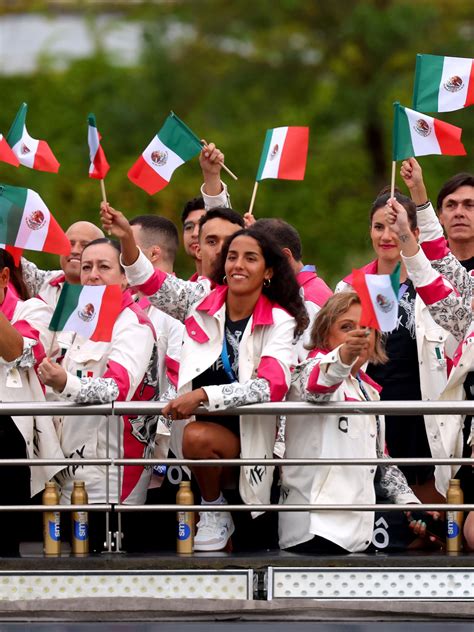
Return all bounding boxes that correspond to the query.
[194,508,235,552]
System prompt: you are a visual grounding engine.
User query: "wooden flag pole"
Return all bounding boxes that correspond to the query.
[219,162,238,181]
[248,181,259,216]
[390,161,396,198]
[47,332,57,360]
[201,142,238,181]
[100,179,107,203]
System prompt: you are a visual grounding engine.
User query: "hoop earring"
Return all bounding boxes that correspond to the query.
[264,278,271,288]
[223,275,227,285]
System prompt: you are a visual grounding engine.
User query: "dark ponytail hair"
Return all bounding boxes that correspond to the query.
[0,249,29,300]
[211,227,309,337]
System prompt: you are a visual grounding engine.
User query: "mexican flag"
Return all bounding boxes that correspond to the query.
[88,113,110,180]
[0,134,19,167]
[0,244,23,266]
[128,112,202,195]
[49,283,122,342]
[6,103,60,173]
[413,54,474,113]
[352,263,400,332]
[393,102,466,161]
[256,126,309,181]
[0,184,70,256]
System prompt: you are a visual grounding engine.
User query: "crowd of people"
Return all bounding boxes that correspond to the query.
[1,142,473,556]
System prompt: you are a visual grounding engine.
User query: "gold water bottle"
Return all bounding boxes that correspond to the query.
[446,478,464,553]
[176,481,194,554]
[71,481,89,556]
[42,481,61,557]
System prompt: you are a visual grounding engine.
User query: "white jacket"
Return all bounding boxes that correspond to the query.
[123,250,298,508]
[0,288,64,496]
[280,347,419,552]
[52,291,156,504]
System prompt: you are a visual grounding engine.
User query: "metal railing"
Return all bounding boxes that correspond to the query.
[1,400,473,551]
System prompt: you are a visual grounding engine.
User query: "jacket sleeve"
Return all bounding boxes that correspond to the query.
[416,201,472,298]
[375,458,421,505]
[200,181,231,209]
[402,247,471,342]
[290,346,355,403]
[6,297,56,369]
[202,314,297,411]
[122,249,210,322]
[21,257,60,298]
[59,317,155,404]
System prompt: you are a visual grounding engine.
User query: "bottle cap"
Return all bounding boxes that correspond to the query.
[45,481,56,489]
[449,479,461,486]
[179,481,191,488]
[73,481,85,487]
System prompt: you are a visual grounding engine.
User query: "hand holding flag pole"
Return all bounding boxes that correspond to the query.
[201,141,238,181]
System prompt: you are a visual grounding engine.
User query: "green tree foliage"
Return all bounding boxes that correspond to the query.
[0,0,473,284]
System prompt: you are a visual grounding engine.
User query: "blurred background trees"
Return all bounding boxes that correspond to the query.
[0,0,473,284]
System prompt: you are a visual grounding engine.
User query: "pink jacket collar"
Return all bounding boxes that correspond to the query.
[343,259,378,285]
[196,285,276,331]
[0,286,20,321]
[49,273,66,287]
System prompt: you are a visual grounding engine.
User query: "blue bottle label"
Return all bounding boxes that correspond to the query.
[73,518,89,541]
[447,516,460,538]
[48,518,60,541]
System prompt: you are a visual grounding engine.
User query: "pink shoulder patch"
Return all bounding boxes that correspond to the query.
[257,356,288,401]
[417,276,456,306]
[138,269,168,297]
[421,237,450,261]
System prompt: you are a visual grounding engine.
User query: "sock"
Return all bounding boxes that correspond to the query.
[201,492,225,505]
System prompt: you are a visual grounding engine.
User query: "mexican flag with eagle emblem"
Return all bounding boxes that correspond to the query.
[128,112,203,195]
[6,103,60,173]
[256,126,309,181]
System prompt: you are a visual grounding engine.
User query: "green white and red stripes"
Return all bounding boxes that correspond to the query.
[49,283,122,342]
[352,263,400,332]
[88,113,110,180]
[6,103,60,173]
[0,184,70,255]
[256,126,309,181]
[392,102,466,161]
[0,134,19,167]
[413,54,474,112]
[128,112,202,195]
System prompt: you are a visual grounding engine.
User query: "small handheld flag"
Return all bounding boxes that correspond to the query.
[393,102,466,162]
[256,126,309,182]
[128,112,202,195]
[413,54,474,113]
[352,263,400,332]
[6,103,60,173]
[49,283,122,342]
[0,134,20,167]
[0,184,70,256]
[88,113,110,180]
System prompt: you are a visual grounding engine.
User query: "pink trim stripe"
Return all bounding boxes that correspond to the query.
[421,237,449,261]
[307,363,340,394]
[13,320,46,364]
[358,370,382,394]
[278,127,309,180]
[165,355,179,387]
[103,359,131,401]
[416,276,455,306]
[0,286,20,320]
[138,268,167,297]
[257,356,288,401]
[298,273,333,306]
[343,260,378,285]
[128,155,168,195]
[433,119,466,156]
[127,301,157,340]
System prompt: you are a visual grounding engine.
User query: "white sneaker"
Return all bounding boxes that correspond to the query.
[194,508,235,552]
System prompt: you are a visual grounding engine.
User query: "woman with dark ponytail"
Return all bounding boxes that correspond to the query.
[0,248,63,555]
